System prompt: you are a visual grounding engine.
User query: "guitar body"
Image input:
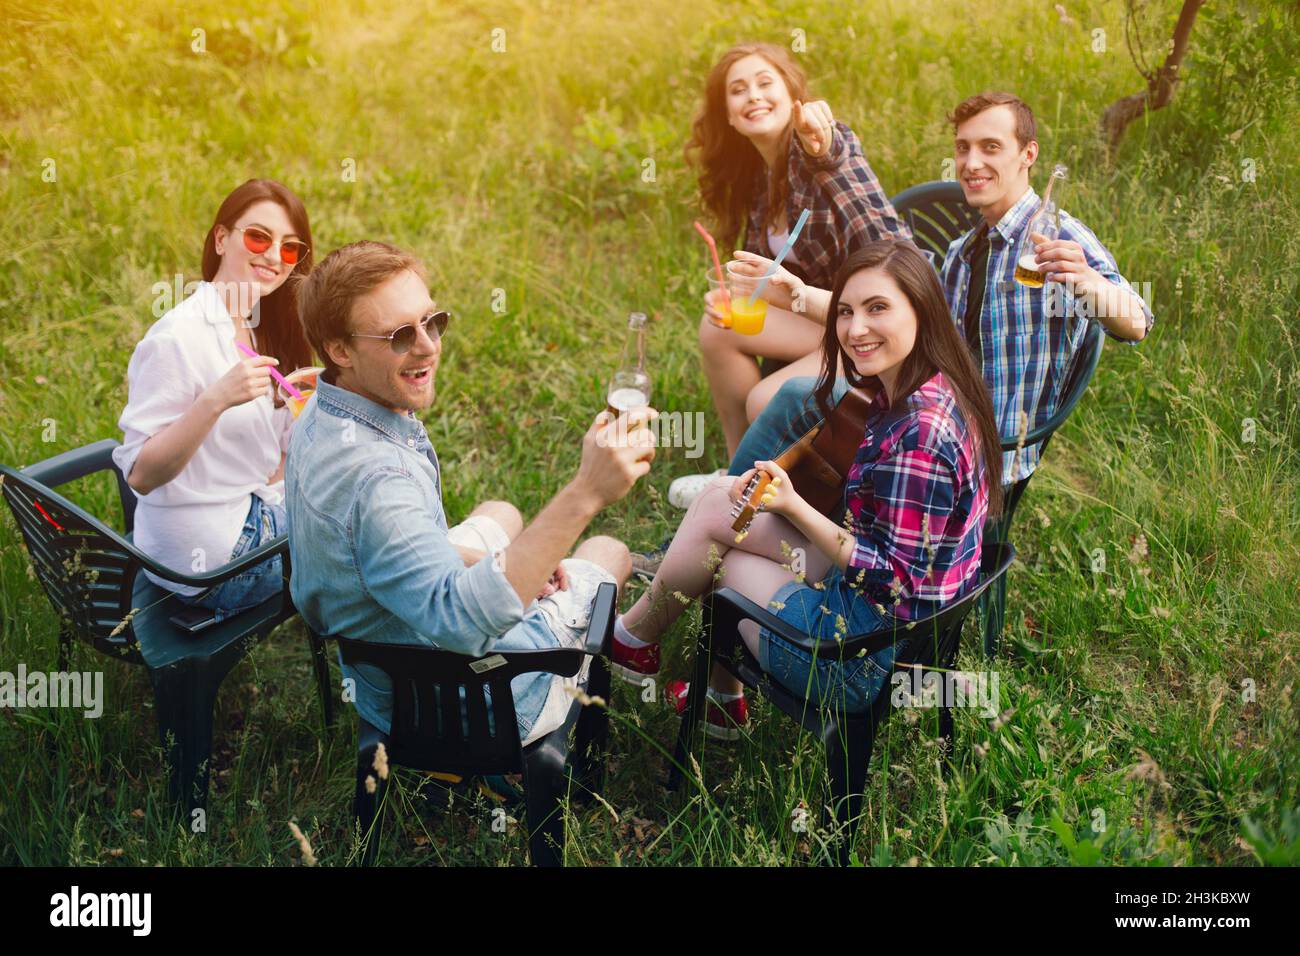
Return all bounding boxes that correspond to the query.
[730,386,876,538]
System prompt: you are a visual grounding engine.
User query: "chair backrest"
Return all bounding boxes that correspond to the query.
[888,540,1016,675]
[1,462,144,661]
[333,579,615,776]
[889,180,982,262]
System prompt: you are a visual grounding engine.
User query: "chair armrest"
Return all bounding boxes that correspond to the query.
[708,588,830,652]
[19,438,120,488]
[709,587,911,659]
[335,582,620,685]
[131,534,290,590]
[337,640,588,683]
[582,581,617,657]
[18,438,137,534]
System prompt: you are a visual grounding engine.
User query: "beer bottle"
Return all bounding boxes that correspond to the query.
[1014,164,1068,288]
[606,312,651,418]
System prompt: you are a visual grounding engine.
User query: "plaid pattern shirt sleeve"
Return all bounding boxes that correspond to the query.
[747,121,910,289]
[1057,213,1154,343]
[843,375,987,620]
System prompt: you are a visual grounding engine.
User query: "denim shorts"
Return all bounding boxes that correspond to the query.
[728,376,852,476]
[759,568,901,714]
[184,494,287,623]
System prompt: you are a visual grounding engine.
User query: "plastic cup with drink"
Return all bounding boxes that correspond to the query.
[724,261,768,336]
[279,366,324,418]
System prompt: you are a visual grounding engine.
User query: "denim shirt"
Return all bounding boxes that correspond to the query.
[285,373,526,733]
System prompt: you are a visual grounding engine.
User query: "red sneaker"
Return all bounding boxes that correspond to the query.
[611,629,660,685]
[666,679,749,741]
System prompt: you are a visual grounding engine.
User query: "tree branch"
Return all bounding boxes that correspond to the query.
[1102,0,1207,158]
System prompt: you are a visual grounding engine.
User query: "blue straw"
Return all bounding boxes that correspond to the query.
[748,208,811,307]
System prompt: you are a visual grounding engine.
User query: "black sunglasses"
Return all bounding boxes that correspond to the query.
[350,310,451,354]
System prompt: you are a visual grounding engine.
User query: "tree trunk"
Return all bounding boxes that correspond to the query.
[1101,0,1207,157]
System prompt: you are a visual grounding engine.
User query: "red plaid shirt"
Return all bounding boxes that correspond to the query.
[841,371,988,621]
[744,121,910,290]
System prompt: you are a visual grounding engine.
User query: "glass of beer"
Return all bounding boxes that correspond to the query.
[279,366,324,418]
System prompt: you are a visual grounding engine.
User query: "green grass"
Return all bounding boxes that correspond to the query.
[1,0,1296,866]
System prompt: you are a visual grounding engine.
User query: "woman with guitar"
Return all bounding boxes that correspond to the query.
[610,241,1002,735]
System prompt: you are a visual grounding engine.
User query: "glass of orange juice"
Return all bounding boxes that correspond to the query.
[279,366,324,418]
[725,262,768,336]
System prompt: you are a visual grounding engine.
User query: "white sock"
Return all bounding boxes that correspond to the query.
[614,615,650,648]
[707,687,743,703]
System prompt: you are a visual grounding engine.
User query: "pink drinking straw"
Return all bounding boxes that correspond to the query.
[234,341,304,400]
[692,220,731,311]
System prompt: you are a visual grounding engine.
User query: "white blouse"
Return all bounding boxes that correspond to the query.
[112,281,294,594]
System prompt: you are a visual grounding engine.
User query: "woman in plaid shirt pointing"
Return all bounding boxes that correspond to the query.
[610,241,1002,734]
[680,43,910,503]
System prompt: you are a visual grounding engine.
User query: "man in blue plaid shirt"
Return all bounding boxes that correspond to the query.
[723,91,1153,489]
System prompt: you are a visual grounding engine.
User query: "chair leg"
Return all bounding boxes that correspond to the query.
[667,629,713,792]
[57,626,72,673]
[522,745,567,867]
[307,630,334,735]
[573,656,611,796]
[150,659,219,816]
[823,718,873,867]
[354,745,386,866]
[981,569,1008,658]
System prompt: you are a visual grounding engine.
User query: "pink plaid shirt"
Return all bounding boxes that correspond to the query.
[841,371,988,621]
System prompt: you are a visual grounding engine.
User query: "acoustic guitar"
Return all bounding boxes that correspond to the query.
[729,386,876,540]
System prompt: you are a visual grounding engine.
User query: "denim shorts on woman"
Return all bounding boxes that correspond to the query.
[759,567,902,714]
[184,494,287,623]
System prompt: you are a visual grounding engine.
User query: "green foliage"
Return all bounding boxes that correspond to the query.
[0,0,1296,866]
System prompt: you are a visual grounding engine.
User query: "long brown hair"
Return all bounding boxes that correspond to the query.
[201,179,315,383]
[684,43,809,251]
[812,241,1003,515]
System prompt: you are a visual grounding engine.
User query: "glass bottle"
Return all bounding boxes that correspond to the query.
[606,312,651,417]
[1014,164,1068,288]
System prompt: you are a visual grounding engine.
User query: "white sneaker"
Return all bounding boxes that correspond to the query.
[668,469,727,509]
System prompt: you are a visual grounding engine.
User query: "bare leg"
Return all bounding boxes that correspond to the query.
[469,500,523,540]
[698,306,826,458]
[572,535,631,591]
[621,480,831,676]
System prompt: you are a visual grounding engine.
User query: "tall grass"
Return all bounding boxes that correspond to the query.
[1,0,1296,865]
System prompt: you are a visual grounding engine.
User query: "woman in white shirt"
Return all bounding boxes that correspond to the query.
[113,178,315,621]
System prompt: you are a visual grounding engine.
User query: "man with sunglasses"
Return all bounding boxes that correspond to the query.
[286,240,656,751]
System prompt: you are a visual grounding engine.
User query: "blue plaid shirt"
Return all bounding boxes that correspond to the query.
[940,186,1154,483]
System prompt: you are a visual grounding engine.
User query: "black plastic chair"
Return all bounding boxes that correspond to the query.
[328,580,616,867]
[668,542,1015,866]
[980,321,1105,656]
[890,180,983,262]
[0,438,332,813]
